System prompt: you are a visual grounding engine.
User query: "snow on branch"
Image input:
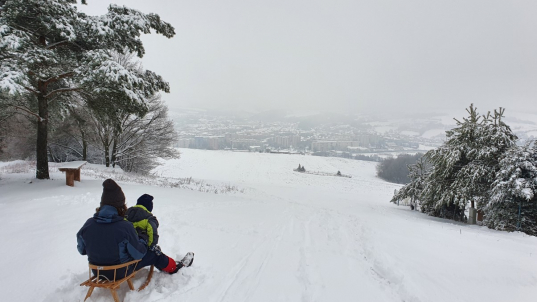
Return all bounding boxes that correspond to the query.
[83,5,175,57]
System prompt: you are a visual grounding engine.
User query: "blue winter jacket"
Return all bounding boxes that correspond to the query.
[77,205,147,268]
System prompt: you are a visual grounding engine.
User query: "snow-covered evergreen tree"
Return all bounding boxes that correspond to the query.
[0,0,175,179]
[392,105,518,222]
[486,141,537,235]
[423,106,516,219]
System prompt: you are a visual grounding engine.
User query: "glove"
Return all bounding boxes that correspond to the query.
[136,228,149,244]
[150,244,162,256]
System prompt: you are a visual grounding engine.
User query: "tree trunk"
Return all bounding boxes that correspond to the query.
[103,137,110,167]
[111,137,118,168]
[80,128,87,161]
[101,130,111,167]
[71,107,88,161]
[82,139,87,161]
[104,147,110,167]
[36,82,49,179]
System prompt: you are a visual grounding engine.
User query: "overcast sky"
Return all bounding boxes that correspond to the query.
[79,0,537,116]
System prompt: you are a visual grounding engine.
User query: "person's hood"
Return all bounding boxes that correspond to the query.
[126,205,152,223]
[93,205,125,224]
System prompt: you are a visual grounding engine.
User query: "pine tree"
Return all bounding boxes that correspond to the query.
[469,108,518,209]
[486,141,537,235]
[426,106,516,219]
[392,104,518,222]
[0,0,174,179]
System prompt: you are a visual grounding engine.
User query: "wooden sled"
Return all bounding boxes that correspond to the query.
[80,259,154,302]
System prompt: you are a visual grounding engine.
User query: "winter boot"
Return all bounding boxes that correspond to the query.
[179,252,195,267]
[160,252,195,275]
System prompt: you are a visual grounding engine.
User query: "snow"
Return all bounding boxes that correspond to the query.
[367,123,397,134]
[526,131,537,138]
[521,188,534,200]
[58,161,87,169]
[400,130,420,137]
[1,149,536,302]
[437,114,458,126]
[421,128,446,139]
[418,144,437,151]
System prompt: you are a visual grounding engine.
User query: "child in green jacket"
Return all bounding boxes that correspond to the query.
[126,194,159,248]
[126,193,195,270]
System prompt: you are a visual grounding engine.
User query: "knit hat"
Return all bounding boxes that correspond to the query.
[100,179,126,208]
[137,194,154,212]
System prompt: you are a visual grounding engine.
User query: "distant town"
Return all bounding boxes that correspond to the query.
[169,110,457,159]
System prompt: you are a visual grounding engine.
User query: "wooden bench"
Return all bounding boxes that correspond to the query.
[58,161,87,186]
[80,259,154,302]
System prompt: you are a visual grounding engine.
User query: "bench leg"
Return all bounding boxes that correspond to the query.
[74,168,81,181]
[110,289,120,302]
[84,286,95,302]
[66,170,75,187]
[127,278,135,291]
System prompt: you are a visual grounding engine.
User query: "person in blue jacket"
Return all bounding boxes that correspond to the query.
[77,179,193,279]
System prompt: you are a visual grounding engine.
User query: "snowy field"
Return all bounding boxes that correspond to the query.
[0,149,536,302]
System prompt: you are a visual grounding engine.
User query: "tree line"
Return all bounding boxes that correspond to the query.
[313,151,381,162]
[376,153,425,184]
[0,0,178,175]
[391,105,537,236]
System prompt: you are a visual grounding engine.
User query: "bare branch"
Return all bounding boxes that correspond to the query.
[43,72,74,86]
[47,95,61,105]
[45,40,69,49]
[49,142,83,157]
[12,105,45,122]
[0,111,16,124]
[23,86,39,95]
[44,87,81,99]
[9,24,39,37]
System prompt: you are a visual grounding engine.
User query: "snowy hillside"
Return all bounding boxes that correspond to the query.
[0,149,536,302]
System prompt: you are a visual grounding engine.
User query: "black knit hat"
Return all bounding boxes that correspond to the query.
[137,194,154,212]
[100,179,126,208]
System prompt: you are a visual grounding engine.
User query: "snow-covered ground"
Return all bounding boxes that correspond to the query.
[1,149,536,302]
[421,128,446,139]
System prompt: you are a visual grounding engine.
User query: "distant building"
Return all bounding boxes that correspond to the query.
[176,138,192,148]
[207,136,225,150]
[272,135,301,149]
[354,134,383,147]
[187,136,226,150]
[311,141,361,152]
[232,139,261,150]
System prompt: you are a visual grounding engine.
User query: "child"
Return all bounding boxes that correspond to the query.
[126,193,194,270]
[126,194,160,248]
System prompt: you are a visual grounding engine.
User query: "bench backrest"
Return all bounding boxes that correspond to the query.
[87,259,140,285]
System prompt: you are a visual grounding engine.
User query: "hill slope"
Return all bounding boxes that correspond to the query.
[0,149,536,302]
